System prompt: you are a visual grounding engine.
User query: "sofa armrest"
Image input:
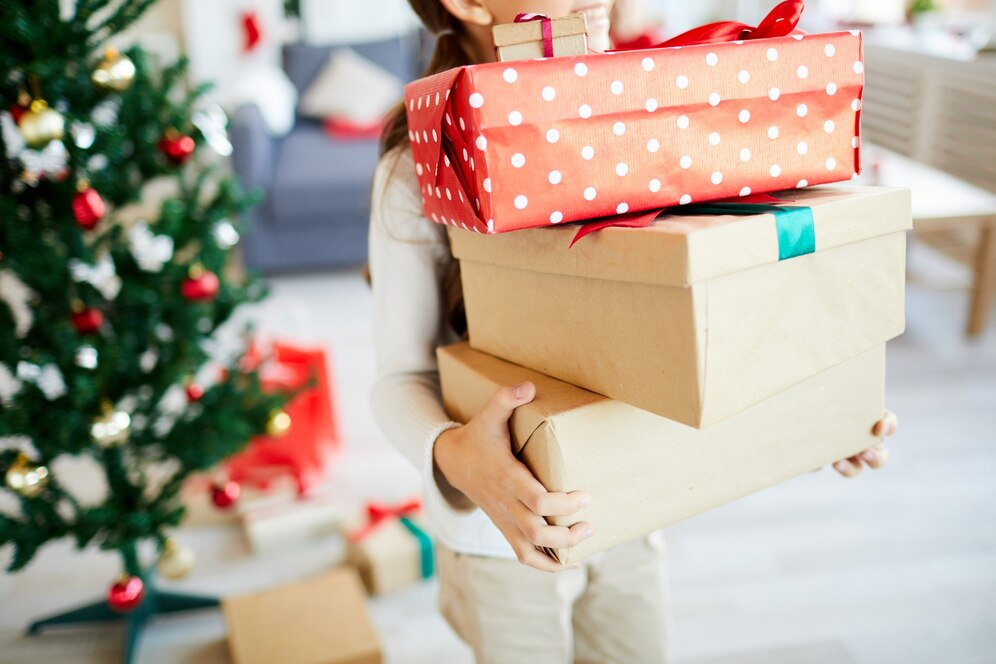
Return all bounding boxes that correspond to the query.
[230,104,280,192]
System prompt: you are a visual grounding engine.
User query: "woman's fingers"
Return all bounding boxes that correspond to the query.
[833,457,863,478]
[860,443,889,469]
[513,544,572,573]
[479,382,536,430]
[834,443,889,477]
[509,463,590,517]
[511,501,594,548]
[873,410,899,437]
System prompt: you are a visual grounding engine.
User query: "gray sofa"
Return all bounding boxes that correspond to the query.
[231,33,424,273]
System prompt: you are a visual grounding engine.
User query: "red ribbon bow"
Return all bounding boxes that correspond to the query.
[348,498,422,542]
[515,12,555,57]
[654,0,805,49]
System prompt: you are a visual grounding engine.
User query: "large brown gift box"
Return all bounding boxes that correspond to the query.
[450,186,910,428]
[438,342,885,565]
[222,568,381,664]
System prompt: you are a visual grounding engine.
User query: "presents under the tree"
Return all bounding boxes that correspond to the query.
[222,568,382,664]
[439,342,886,565]
[345,500,435,596]
[404,3,864,234]
[492,13,589,62]
[450,186,910,428]
[180,474,298,527]
[242,494,346,554]
[225,340,340,495]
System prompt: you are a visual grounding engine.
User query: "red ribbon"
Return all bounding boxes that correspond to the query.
[348,498,422,542]
[515,13,554,58]
[570,194,785,247]
[653,0,805,49]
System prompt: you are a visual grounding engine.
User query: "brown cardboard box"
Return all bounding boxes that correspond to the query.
[345,513,434,596]
[222,568,381,664]
[437,342,885,565]
[492,13,588,62]
[450,186,910,428]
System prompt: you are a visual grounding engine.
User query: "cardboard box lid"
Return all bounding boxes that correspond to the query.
[492,13,588,48]
[449,186,911,287]
[222,568,381,664]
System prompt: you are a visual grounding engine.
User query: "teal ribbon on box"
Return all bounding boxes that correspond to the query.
[400,516,435,580]
[674,203,817,261]
[570,197,816,258]
[350,499,434,582]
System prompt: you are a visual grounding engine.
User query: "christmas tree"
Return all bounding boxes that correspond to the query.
[0,1,291,657]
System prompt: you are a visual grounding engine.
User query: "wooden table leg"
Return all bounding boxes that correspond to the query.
[967,224,996,337]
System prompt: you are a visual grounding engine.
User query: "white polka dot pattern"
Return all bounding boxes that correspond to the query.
[404,31,864,233]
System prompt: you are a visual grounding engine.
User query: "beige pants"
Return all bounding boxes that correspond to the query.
[437,535,672,664]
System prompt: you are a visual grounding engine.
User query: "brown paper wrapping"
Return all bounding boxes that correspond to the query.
[222,568,381,664]
[492,13,588,61]
[438,342,885,565]
[346,514,432,596]
[450,186,910,427]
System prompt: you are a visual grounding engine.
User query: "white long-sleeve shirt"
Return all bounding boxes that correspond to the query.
[368,147,516,558]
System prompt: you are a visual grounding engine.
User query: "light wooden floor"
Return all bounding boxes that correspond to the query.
[0,236,994,664]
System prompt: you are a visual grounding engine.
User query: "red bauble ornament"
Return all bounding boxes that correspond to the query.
[159,133,195,165]
[71,308,104,334]
[107,575,145,613]
[72,186,106,230]
[181,269,219,302]
[185,382,204,402]
[210,480,241,509]
[10,102,29,124]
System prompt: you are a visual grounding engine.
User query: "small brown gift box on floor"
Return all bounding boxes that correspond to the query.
[438,342,885,565]
[492,13,588,62]
[222,568,381,664]
[345,507,434,596]
[450,186,910,428]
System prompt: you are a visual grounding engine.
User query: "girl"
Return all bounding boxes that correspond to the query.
[369,2,898,661]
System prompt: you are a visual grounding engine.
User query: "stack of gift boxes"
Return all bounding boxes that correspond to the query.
[406,7,912,565]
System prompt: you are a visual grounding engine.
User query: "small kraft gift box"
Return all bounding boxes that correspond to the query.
[405,0,866,234]
[345,499,435,596]
[438,342,886,565]
[492,13,588,62]
[449,186,911,427]
[222,568,382,664]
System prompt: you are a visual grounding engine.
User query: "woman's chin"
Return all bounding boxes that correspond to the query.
[588,26,612,52]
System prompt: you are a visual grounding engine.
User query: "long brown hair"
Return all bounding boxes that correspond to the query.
[381,3,474,157]
[379,0,475,337]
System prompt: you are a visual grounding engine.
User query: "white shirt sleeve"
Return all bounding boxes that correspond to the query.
[368,149,472,512]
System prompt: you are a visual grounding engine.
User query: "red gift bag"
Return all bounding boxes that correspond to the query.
[225,340,341,495]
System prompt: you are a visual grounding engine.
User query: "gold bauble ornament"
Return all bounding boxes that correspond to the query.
[19,99,65,149]
[265,410,292,437]
[91,402,131,448]
[157,539,196,579]
[91,46,136,92]
[5,454,50,498]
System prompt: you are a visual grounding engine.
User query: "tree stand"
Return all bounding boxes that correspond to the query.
[25,543,217,664]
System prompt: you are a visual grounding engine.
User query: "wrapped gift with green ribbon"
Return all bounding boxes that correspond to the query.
[449,186,912,428]
[345,499,434,596]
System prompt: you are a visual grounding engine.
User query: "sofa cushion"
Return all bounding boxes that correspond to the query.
[283,34,420,97]
[270,121,380,225]
[299,48,403,126]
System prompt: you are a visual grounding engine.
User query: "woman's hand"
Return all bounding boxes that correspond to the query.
[833,410,898,478]
[434,382,594,572]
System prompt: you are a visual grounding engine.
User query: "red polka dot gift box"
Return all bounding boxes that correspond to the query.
[449,186,912,429]
[404,6,865,234]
